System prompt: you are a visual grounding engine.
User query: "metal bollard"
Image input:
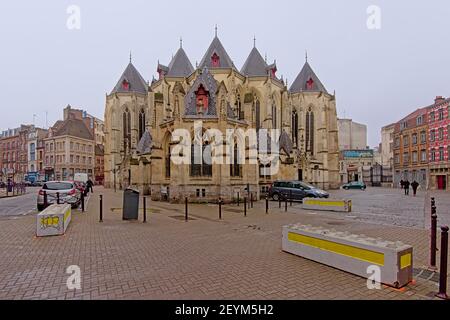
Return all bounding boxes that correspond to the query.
[44,191,48,209]
[143,196,147,223]
[56,192,60,205]
[237,192,240,207]
[436,226,449,300]
[266,196,269,214]
[99,195,103,223]
[244,197,247,217]
[185,197,188,222]
[290,190,293,206]
[250,193,253,209]
[430,213,437,269]
[431,197,435,210]
[279,195,281,209]
[219,198,222,220]
[285,195,288,212]
[81,192,85,212]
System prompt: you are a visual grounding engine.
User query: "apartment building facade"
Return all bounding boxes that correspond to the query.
[44,118,95,181]
[428,96,450,190]
[393,107,430,189]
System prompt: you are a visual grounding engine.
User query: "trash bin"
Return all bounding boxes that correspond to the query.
[123,188,139,220]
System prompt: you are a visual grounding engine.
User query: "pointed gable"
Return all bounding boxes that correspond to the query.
[241,47,269,77]
[290,61,328,94]
[199,36,236,69]
[167,48,194,77]
[184,67,218,117]
[111,62,148,95]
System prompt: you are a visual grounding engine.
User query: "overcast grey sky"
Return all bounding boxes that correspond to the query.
[1,1,449,147]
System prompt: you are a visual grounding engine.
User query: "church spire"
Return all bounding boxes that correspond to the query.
[290,59,328,94]
[215,24,218,37]
[199,31,236,69]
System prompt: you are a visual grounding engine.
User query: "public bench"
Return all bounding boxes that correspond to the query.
[282,223,413,288]
[302,198,352,212]
[36,204,72,237]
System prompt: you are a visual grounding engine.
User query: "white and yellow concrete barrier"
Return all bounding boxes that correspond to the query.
[36,204,72,237]
[282,224,413,288]
[302,198,352,212]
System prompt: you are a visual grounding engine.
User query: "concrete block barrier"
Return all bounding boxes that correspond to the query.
[282,224,413,288]
[302,198,352,212]
[36,204,72,237]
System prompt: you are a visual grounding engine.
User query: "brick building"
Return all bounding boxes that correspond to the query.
[95,144,104,185]
[0,125,31,182]
[428,96,450,190]
[393,107,430,189]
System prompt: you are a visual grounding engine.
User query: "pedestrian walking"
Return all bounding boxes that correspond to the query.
[411,180,419,197]
[86,178,94,194]
[404,180,410,196]
[400,179,404,191]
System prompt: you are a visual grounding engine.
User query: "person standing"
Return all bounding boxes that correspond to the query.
[400,179,404,192]
[411,180,419,197]
[404,180,410,196]
[86,178,94,194]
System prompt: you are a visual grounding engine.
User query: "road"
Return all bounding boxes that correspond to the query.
[0,187,40,217]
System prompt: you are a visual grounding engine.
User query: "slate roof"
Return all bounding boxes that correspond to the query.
[136,130,153,155]
[241,47,269,77]
[184,67,218,117]
[290,61,328,94]
[166,48,194,77]
[199,36,236,69]
[111,62,148,95]
[53,119,94,141]
[95,144,104,156]
[279,130,293,155]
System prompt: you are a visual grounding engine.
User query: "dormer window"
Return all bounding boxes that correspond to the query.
[211,53,220,67]
[306,78,314,90]
[195,85,209,115]
[122,79,130,90]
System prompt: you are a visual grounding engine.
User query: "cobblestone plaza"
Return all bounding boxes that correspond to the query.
[0,187,448,300]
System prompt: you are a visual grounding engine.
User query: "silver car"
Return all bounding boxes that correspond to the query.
[37,181,81,211]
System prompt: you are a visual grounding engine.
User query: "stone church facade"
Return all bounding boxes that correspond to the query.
[104,34,339,202]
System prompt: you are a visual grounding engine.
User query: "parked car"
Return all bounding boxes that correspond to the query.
[268,180,329,201]
[342,181,367,190]
[37,181,81,211]
[35,180,45,187]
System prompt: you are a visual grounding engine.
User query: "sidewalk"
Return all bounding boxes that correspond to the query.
[0,186,448,300]
[0,188,27,199]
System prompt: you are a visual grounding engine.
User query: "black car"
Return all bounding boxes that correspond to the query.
[268,180,329,201]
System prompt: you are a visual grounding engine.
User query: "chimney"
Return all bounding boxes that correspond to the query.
[435,96,445,105]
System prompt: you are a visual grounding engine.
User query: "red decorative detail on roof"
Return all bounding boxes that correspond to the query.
[306,78,314,90]
[271,68,277,78]
[195,85,209,114]
[122,80,130,90]
[211,53,220,68]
